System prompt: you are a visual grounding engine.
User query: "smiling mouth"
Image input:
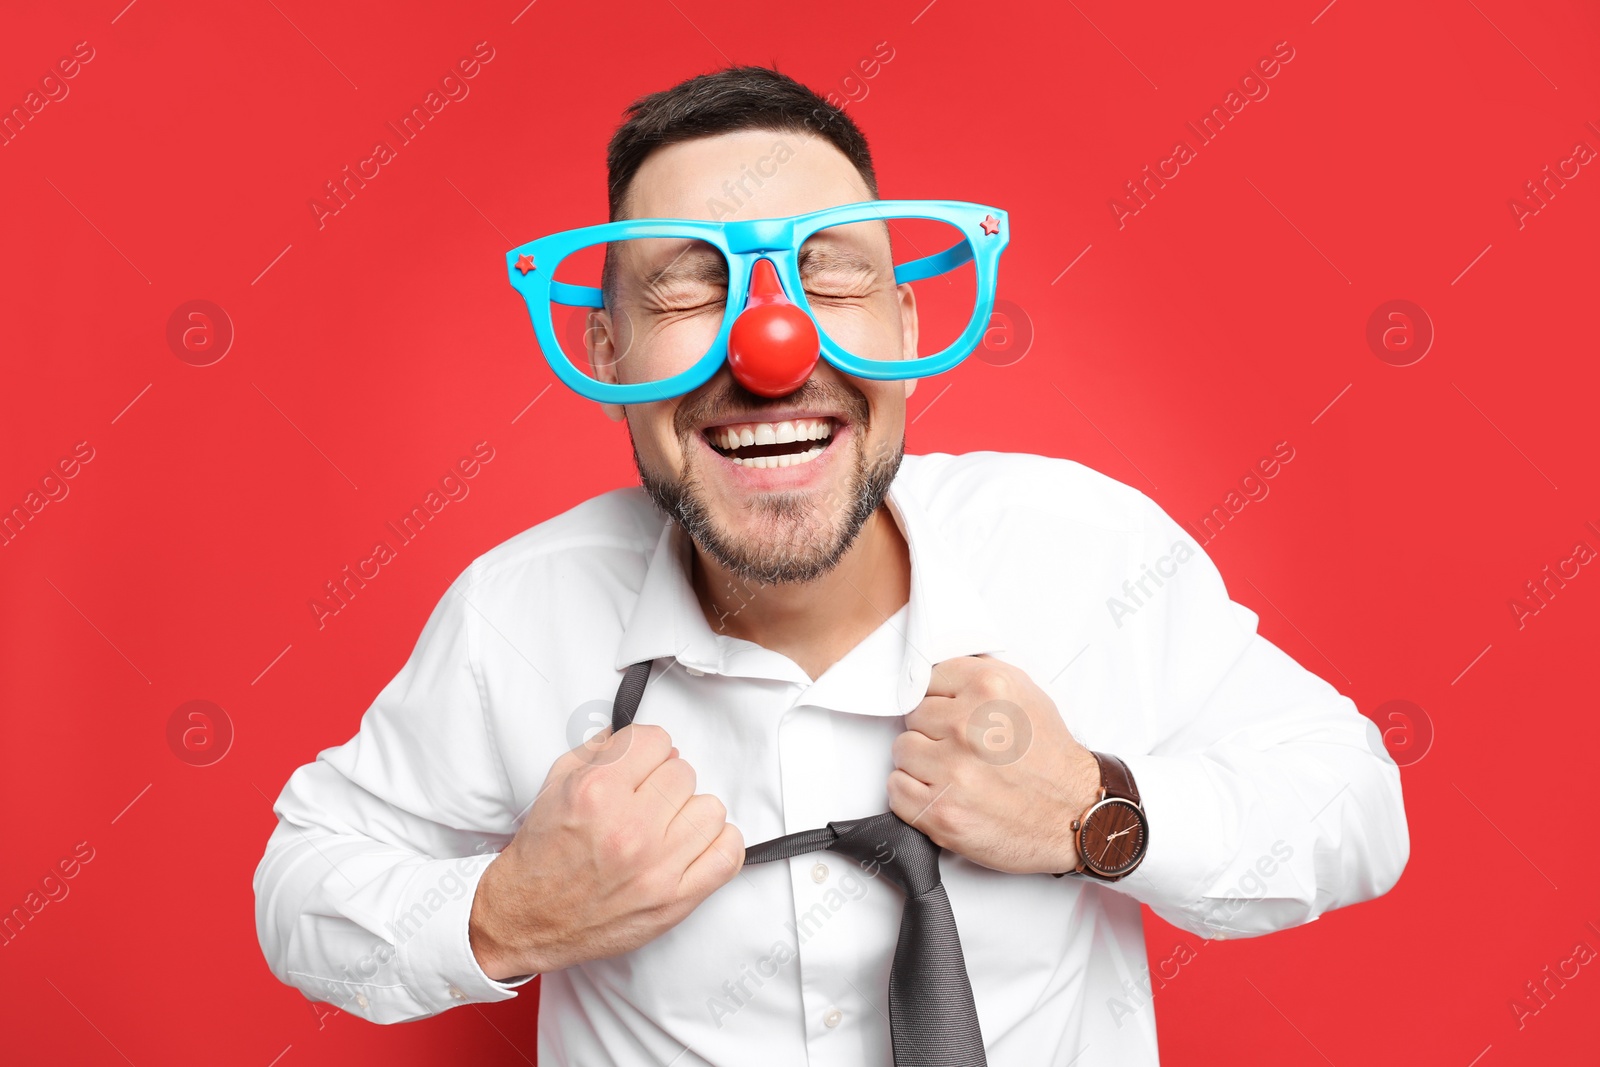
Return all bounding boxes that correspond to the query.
[702,416,838,469]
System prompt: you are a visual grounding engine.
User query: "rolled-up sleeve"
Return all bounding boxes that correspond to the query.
[1109,496,1410,939]
[252,563,537,1023]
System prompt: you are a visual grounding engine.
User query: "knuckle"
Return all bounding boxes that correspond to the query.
[972,670,1009,700]
[696,793,728,824]
[599,825,644,866]
[670,756,698,791]
[566,768,609,813]
[890,731,913,762]
[924,808,959,845]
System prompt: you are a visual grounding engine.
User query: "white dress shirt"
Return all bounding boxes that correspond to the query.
[254,450,1409,1065]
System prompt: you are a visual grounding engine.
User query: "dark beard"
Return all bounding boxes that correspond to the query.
[633,404,904,586]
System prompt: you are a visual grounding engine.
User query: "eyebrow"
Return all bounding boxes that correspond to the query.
[636,246,728,289]
[797,245,879,274]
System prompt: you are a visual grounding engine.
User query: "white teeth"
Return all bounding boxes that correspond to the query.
[729,445,825,469]
[710,418,836,444]
[708,418,837,464]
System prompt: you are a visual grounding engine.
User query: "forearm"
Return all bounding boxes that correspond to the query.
[1113,638,1411,937]
[253,763,533,1023]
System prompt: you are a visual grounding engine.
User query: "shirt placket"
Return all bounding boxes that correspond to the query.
[771,691,859,1061]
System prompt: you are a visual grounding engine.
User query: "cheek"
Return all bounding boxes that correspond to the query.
[616,312,722,383]
[812,299,903,359]
[625,405,691,472]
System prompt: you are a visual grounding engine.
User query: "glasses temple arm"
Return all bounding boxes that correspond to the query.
[550,280,606,308]
[892,240,975,284]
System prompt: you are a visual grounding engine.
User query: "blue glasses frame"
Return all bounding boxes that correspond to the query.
[503,199,1009,404]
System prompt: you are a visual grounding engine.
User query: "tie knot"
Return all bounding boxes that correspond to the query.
[825,811,944,898]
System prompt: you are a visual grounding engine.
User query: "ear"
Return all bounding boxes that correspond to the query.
[897,282,919,401]
[586,309,627,422]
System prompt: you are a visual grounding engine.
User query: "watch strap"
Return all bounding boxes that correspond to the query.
[1094,751,1140,806]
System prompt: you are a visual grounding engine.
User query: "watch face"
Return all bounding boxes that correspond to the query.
[1078,798,1148,877]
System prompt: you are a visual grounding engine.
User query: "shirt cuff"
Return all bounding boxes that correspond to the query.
[1116,751,1231,908]
[392,851,538,1014]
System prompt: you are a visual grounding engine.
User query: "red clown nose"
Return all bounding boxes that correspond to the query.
[727,258,820,397]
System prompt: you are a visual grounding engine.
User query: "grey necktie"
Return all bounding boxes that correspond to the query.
[611,659,987,1066]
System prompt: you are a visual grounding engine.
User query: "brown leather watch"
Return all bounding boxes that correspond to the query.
[1052,751,1148,881]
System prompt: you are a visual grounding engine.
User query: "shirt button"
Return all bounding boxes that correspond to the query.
[811,862,829,883]
[823,1007,843,1028]
[355,992,369,1010]
[449,985,466,1000]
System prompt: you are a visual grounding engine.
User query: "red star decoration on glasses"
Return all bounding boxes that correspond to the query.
[980,214,1001,236]
[515,253,536,275]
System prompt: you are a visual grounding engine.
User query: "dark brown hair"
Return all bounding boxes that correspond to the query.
[604,65,879,220]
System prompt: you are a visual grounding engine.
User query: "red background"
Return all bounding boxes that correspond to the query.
[2,1,1596,1063]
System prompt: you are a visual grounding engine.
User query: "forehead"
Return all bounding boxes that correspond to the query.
[624,128,875,222]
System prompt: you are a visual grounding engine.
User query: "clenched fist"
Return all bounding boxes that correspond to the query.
[469,722,745,980]
[888,654,1102,875]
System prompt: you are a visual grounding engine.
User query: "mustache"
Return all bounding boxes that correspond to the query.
[674,377,869,437]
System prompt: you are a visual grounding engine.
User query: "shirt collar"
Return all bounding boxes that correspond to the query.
[613,470,1010,714]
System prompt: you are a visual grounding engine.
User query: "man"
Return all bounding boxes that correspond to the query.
[254,66,1409,1065]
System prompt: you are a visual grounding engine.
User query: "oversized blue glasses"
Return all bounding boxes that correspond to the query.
[503,199,1009,404]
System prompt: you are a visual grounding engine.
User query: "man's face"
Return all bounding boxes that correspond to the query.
[589,129,919,585]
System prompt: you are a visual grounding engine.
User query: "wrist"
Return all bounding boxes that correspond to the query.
[1050,747,1102,875]
[468,855,525,981]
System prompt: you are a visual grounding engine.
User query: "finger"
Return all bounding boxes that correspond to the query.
[637,754,697,831]
[664,792,728,865]
[887,767,940,825]
[903,694,963,740]
[924,656,984,697]
[891,728,944,785]
[605,723,675,789]
[681,821,746,899]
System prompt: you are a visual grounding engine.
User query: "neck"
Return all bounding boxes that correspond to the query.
[690,506,911,681]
